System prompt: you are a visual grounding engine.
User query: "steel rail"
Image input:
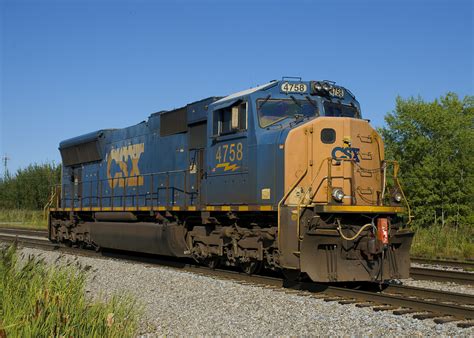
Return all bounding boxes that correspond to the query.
[0,234,57,250]
[410,267,474,285]
[384,284,474,306]
[411,257,474,270]
[0,227,48,238]
[309,284,473,320]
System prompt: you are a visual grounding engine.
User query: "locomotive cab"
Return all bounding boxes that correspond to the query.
[207,78,413,282]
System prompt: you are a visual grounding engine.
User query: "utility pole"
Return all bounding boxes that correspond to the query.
[1,154,10,179]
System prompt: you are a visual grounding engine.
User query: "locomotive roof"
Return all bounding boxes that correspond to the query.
[213,81,276,106]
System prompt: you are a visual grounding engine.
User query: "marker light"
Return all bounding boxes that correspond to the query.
[393,192,402,203]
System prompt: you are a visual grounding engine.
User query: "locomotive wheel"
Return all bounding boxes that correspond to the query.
[204,257,220,270]
[282,269,301,282]
[240,260,262,275]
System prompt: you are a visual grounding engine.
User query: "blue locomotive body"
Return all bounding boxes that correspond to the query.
[58,80,359,210]
[50,78,413,282]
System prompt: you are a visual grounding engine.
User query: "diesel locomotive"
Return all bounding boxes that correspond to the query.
[48,78,414,282]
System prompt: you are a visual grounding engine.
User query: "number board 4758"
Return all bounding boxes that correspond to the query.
[280,82,308,94]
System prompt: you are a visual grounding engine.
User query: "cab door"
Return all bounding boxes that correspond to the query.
[72,166,82,207]
[188,122,207,206]
[206,100,249,205]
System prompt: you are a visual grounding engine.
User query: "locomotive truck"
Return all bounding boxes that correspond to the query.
[48,78,414,282]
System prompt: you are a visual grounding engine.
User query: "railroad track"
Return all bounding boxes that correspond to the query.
[0,227,49,238]
[0,228,472,328]
[412,257,474,270]
[410,266,474,285]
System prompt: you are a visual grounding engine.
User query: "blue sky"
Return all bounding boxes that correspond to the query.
[1,0,472,174]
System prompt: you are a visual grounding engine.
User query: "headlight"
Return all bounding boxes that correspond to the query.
[314,81,323,91]
[332,188,345,202]
[322,82,331,91]
[393,192,402,203]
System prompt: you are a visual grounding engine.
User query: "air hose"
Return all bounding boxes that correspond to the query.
[336,219,373,241]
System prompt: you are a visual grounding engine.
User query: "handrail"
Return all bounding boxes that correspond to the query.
[292,157,411,241]
[384,160,413,224]
[49,168,195,210]
[295,157,331,240]
[277,128,310,252]
[43,186,59,221]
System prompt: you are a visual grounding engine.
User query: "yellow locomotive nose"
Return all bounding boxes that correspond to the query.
[284,117,385,207]
[280,117,413,282]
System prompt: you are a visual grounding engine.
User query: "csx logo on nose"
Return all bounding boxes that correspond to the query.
[331,147,360,162]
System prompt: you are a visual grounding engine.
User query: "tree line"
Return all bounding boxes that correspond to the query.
[380,93,473,229]
[0,93,472,229]
[0,163,61,210]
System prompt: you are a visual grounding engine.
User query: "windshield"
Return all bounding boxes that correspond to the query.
[323,101,359,118]
[257,98,318,128]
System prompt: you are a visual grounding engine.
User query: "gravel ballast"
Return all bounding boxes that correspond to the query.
[17,247,474,336]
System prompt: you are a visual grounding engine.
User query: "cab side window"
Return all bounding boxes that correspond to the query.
[213,101,247,136]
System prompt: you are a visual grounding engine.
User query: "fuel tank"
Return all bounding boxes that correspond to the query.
[85,222,189,257]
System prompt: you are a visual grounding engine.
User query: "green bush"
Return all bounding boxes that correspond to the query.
[0,162,61,210]
[410,224,474,260]
[0,244,140,337]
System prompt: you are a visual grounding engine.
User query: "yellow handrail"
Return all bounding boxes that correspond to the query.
[295,157,331,240]
[384,160,413,224]
[43,186,58,221]
[277,128,310,252]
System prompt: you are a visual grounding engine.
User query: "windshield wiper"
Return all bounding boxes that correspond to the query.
[305,95,320,117]
[258,94,271,109]
[264,115,289,128]
[289,95,302,108]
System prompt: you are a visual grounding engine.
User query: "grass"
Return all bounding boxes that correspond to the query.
[0,243,141,337]
[0,209,47,229]
[410,224,474,261]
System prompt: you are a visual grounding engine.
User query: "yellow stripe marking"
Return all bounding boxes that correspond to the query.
[315,205,405,213]
[51,205,279,213]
